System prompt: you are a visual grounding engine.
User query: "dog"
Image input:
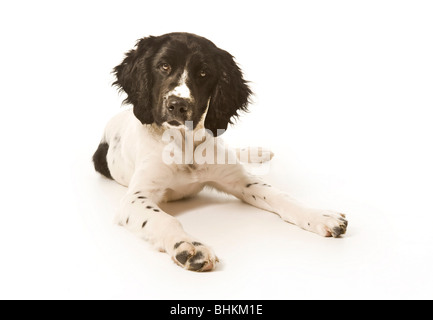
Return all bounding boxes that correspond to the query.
[93,32,347,272]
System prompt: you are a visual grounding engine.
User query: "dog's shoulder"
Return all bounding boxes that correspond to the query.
[104,109,167,159]
[104,108,135,139]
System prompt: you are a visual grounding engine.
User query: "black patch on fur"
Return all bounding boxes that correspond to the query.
[189,262,206,271]
[339,218,348,227]
[137,196,147,199]
[126,217,129,224]
[146,206,153,209]
[204,49,251,136]
[192,242,202,247]
[113,37,156,125]
[142,221,147,228]
[174,241,185,249]
[153,209,160,212]
[332,226,343,237]
[92,142,113,179]
[175,251,190,265]
[189,251,204,263]
[134,191,141,194]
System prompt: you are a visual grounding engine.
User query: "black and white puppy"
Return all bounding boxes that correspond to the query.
[93,32,347,272]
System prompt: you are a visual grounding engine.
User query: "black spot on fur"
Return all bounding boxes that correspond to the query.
[142,221,147,228]
[246,182,259,188]
[153,209,160,212]
[92,142,112,179]
[137,196,147,199]
[252,195,256,200]
[192,242,202,247]
[146,206,153,209]
[126,217,129,224]
[134,191,141,195]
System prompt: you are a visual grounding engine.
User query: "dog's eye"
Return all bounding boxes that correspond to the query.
[160,63,171,73]
[199,70,206,78]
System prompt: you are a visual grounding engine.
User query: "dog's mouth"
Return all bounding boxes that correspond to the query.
[167,120,182,126]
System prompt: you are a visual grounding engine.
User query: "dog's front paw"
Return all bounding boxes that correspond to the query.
[307,211,348,238]
[171,240,218,272]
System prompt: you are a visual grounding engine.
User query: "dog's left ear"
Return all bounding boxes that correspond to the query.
[204,50,252,136]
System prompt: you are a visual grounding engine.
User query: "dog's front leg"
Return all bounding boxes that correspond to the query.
[115,169,218,272]
[209,164,348,237]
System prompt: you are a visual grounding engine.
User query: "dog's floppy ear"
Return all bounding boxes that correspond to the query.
[113,36,156,125]
[204,50,252,136]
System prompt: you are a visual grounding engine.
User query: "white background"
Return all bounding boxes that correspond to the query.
[1,0,432,299]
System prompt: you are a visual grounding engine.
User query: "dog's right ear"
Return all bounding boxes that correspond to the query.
[113,36,156,125]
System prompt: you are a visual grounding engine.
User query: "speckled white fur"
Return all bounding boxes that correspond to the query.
[99,108,348,271]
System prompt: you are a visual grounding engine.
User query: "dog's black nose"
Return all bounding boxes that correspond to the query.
[167,96,189,117]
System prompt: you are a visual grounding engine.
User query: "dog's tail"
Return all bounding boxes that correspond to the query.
[92,141,113,179]
[235,147,274,164]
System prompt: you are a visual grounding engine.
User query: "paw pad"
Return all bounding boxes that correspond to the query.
[172,241,218,272]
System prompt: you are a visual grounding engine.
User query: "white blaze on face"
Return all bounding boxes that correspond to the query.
[170,70,191,100]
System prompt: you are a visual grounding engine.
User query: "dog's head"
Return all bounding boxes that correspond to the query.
[113,32,251,136]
